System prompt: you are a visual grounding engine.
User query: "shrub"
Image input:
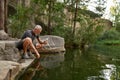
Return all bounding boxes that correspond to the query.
[9,5,32,38]
[100,28,120,40]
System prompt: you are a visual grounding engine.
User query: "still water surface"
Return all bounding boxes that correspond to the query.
[17,47,120,80]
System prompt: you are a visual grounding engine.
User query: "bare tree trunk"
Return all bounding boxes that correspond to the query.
[0,0,4,30]
[48,0,52,35]
[0,0,8,40]
[73,0,78,35]
[4,0,8,33]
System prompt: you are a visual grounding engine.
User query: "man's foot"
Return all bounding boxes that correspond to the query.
[27,52,35,59]
[32,52,40,59]
[21,53,30,59]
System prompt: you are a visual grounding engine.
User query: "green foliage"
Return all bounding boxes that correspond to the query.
[110,0,120,31]
[100,28,120,40]
[8,0,107,49]
[74,15,104,48]
[9,5,32,38]
[116,22,120,32]
[96,39,120,45]
[93,43,120,58]
[52,14,105,48]
[52,25,73,40]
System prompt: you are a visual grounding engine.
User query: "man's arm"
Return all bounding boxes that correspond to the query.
[37,37,43,44]
[37,37,47,44]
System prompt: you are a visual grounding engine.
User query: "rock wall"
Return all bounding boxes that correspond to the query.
[0,40,20,61]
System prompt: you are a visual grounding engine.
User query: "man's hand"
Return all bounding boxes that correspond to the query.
[43,40,47,44]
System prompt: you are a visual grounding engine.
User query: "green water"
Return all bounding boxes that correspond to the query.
[17,46,120,80]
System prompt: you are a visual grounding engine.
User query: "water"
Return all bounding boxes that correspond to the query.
[17,46,120,80]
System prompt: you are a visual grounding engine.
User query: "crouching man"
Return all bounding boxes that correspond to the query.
[16,25,47,59]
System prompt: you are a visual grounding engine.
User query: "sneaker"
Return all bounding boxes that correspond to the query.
[27,51,35,59]
[21,53,30,59]
[27,51,31,56]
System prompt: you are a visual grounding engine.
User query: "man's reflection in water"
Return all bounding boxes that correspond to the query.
[17,52,65,80]
[17,58,47,80]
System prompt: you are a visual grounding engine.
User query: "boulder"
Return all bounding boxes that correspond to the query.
[0,60,20,80]
[0,59,34,80]
[35,35,66,53]
[0,30,9,40]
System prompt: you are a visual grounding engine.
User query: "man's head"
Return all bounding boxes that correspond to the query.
[33,25,42,36]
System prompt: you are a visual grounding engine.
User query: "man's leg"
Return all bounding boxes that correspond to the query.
[23,37,40,58]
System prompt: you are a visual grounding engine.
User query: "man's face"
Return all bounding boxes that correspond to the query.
[34,28,42,36]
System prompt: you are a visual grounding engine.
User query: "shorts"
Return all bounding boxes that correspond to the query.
[16,40,37,51]
[16,40,24,51]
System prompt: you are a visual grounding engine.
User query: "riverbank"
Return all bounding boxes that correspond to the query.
[0,35,65,80]
[0,59,34,80]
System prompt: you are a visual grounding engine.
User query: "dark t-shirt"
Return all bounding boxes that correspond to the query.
[16,30,39,50]
[21,30,39,41]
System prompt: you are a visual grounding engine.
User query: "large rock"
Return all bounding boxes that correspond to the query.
[35,35,65,53]
[0,30,9,40]
[0,59,34,80]
[0,61,20,80]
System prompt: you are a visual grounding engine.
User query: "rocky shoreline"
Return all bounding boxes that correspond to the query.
[0,59,34,80]
[0,35,65,80]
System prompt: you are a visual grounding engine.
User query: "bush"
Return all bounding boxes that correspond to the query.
[9,5,32,38]
[74,16,104,48]
[52,25,74,45]
[99,28,120,40]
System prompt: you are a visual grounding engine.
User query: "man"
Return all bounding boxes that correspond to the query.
[16,25,47,59]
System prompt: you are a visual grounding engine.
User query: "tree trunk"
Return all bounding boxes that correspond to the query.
[73,0,78,35]
[0,0,4,30]
[0,0,8,40]
[4,0,8,33]
[48,0,52,35]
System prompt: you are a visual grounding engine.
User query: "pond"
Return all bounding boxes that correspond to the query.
[16,45,120,80]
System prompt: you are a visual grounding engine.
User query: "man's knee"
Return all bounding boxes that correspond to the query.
[23,37,32,44]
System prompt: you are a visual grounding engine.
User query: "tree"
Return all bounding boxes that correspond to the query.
[110,0,120,31]
[0,0,4,30]
[0,0,8,39]
[4,0,8,33]
[0,0,8,32]
[73,0,79,35]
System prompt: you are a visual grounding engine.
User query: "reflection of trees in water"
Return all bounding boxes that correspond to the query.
[40,52,65,69]
[17,52,65,80]
[16,49,120,80]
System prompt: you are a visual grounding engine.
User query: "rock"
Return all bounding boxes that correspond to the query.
[0,30,9,40]
[0,42,5,50]
[0,60,21,80]
[0,41,20,61]
[35,35,66,53]
[0,59,34,80]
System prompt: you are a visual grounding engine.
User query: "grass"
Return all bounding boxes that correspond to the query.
[91,40,120,58]
[96,40,120,45]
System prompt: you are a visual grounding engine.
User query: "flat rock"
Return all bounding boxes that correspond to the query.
[0,59,34,80]
[0,60,20,80]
